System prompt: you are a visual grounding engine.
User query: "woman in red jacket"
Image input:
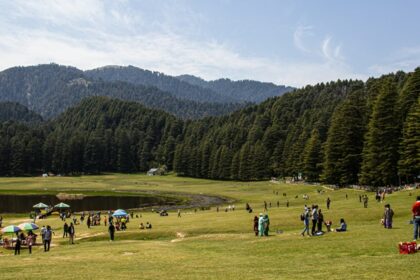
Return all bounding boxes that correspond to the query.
[411,196,420,240]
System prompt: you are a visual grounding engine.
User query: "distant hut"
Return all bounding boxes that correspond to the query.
[147,168,159,176]
[147,167,166,176]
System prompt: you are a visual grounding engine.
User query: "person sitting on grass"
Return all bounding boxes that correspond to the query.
[146,222,152,229]
[335,218,347,232]
[139,223,145,230]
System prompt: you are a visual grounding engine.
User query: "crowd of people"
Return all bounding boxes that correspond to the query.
[4,188,420,257]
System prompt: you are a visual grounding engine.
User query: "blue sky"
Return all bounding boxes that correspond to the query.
[0,0,419,87]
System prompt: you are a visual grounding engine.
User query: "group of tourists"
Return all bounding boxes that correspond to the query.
[13,230,36,255]
[301,204,346,236]
[62,222,76,244]
[253,214,270,236]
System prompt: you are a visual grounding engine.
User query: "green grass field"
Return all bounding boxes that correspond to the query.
[0,174,418,279]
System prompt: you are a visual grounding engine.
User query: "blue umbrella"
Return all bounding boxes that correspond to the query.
[112,209,127,217]
[1,225,21,233]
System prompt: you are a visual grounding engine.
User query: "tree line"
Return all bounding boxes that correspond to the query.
[0,68,419,187]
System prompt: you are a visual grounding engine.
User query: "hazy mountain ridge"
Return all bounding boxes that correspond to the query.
[0,64,246,119]
[177,74,294,103]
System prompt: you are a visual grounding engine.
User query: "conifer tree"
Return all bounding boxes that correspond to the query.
[360,78,400,186]
[322,91,367,185]
[398,98,420,183]
[303,129,322,182]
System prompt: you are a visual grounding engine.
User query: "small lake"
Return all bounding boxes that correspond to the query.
[0,194,181,213]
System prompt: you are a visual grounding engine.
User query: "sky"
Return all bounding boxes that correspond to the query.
[0,0,419,87]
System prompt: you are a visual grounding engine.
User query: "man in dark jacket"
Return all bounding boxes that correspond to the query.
[108,223,115,241]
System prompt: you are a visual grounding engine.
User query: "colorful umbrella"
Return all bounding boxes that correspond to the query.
[54,202,70,208]
[33,202,48,209]
[18,222,39,231]
[1,225,21,233]
[112,209,127,217]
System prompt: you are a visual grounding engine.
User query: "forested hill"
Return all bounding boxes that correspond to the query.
[174,69,419,186]
[0,97,181,175]
[177,74,294,103]
[0,64,245,119]
[0,102,43,123]
[0,68,419,188]
[85,66,235,103]
[85,66,293,103]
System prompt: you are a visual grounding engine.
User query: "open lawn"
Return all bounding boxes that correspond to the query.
[0,174,418,279]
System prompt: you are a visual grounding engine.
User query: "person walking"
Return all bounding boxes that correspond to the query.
[68,222,75,244]
[43,225,53,252]
[178,209,181,218]
[301,208,310,236]
[40,225,46,244]
[63,222,69,238]
[326,197,331,210]
[311,205,318,235]
[412,196,420,240]
[108,223,115,241]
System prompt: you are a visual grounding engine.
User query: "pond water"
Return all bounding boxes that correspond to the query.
[0,194,181,213]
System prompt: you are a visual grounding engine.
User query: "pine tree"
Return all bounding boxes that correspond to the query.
[303,129,322,182]
[322,91,367,185]
[398,97,420,183]
[360,78,400,186]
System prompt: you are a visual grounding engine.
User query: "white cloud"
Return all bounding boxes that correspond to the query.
[293,25,314,53]
[0,1,368,87]
[321,36,343,62]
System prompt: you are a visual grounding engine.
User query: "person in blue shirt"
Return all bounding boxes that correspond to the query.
[336,218,347,232]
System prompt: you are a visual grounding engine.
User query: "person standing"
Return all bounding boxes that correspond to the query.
[326,197,331,210]
[87,215,91,229]
[27,231,35,254]
[412,196,420,240]
[68,222,75,244]
[44,225,53,252]
[363,196,369,208]
[317,209,324,233]
[258,214,265,236]
[178,209,181,218]
[301,208,310,236]
[108,223,115,241]
[264,214,270,236]
[14,233,21,255]
[383,204,394,229]
[311,205,318,235]
[253,216,259,236]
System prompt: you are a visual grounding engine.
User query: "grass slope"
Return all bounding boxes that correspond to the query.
[0,174,418,279]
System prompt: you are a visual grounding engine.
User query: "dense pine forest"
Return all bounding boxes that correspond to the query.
[0,68,419,187]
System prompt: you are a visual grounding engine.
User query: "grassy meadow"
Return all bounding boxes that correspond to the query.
[0,174,418,279]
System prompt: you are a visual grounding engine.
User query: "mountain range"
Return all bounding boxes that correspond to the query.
[0,64,292,120]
